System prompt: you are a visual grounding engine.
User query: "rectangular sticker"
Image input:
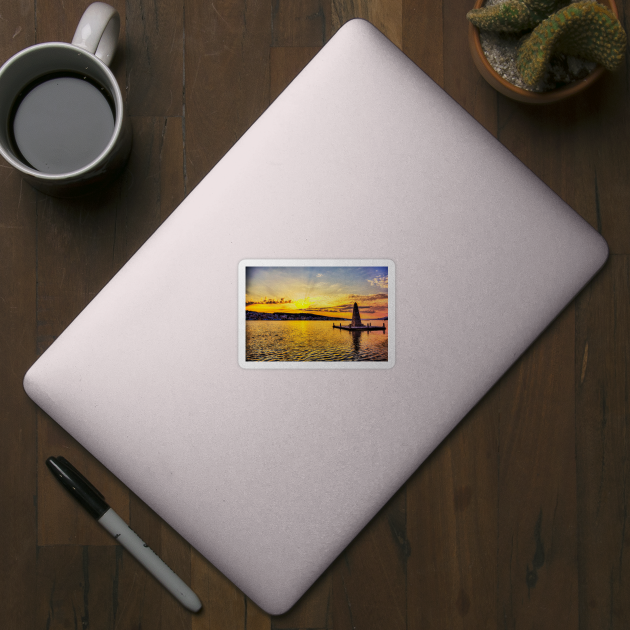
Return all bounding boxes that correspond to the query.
[238,260,395,369]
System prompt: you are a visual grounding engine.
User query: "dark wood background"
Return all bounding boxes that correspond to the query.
[1,0,628,628]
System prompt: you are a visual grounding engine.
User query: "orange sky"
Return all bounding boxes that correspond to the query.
[245,266,389,319]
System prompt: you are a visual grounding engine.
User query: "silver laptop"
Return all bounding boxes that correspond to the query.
[24,19,607,614]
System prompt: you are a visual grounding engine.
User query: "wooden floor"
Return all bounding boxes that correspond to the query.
[1,0,629,628]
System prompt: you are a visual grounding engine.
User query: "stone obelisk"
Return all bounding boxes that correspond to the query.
[351,302,362,327]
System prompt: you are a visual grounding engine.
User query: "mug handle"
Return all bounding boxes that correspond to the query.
[71,2,120,67]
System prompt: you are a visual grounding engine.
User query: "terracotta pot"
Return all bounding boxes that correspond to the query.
[468,0,619,103]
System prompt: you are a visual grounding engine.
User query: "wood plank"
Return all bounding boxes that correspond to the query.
[575,0,629,253]
[331,0,403,48]
[184,0,272,192]
[35,0,127,93]
[159,117,187,220]
[575,256,630,629]
[188,547,270,630]
[270,47,321,103]
[33,187,121,355]
[492,65,617,630]
[494,55,629,256]
[0,0,36,55]
[246,599,271,630]
[0,5,38,629]
[492,35,626,628]
[583,72,630,254]
[402,0,444,88]
[407,393,499,629]
[331,486,407,630]
[0,128,38,630]
[443,0,497,131]
[36,545,118,630]
[497,305,578,628]
[36,0,123,44]
[496,97,598,223]
[112,116,185,270]
[190,549,247,630]
[126,0,184,117]
[271,573,332,629]
[271,0,332,46]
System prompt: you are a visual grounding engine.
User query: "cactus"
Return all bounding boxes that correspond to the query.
[516,1,627,85]
[467,0,568,33]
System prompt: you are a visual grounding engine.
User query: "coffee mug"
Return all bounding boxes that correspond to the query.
[0,2,132,197]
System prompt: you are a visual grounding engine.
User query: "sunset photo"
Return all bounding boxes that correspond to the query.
[239,261,393,365]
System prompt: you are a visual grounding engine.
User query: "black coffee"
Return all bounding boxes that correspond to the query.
[10,73,115,174]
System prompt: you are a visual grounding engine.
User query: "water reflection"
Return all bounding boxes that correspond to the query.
[246,320,388,362]
[351,330,362,357]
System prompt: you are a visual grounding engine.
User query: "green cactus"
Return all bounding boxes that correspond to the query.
[517,1,627,85]
[467,0,568,33]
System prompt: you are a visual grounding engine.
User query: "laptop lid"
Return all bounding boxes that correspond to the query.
[24,19,607,614]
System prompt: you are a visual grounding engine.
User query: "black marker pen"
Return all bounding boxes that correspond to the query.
[46,456,202,612]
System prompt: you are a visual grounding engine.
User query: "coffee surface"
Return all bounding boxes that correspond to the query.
[12,74,115,174]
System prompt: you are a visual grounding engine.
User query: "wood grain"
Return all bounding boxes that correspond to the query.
[271,573,332,629]
[407,393,498,629]
[583,72,630,254]
[270,47,322,102]
[332,0,403,48]
[125,0,184,117]
[576,256,630,629]
[35,0,127,95]
[0,5,38,629]
[111,116,185,270]
[403,0,444,87]
[0,148,38,630]
[497,305,579,629]
[331,486,408,630]
[493,57,630,258]
[184,0,271,191]
[36,545,119,630]
[443,0,498,131]
[271,0,332,46]
[190,549,248,630]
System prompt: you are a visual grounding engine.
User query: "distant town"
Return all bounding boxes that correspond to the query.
[246,311,388,321]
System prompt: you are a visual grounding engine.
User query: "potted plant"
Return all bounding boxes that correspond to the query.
[467,0,627,103]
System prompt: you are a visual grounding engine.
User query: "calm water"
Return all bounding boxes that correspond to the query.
[246,320,388,362]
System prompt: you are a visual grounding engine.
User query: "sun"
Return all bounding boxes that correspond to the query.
[293,298,312,310]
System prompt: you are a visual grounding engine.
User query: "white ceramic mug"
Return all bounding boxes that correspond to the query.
[0,2,131,197]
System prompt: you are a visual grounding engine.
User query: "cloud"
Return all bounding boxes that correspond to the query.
[332,303,385,313]
[303,305,377,314]
[246,297,292,306]
[316,273,323,277]
[347,293,388,302]
[303,306,341,313]
[367,275,388,289]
